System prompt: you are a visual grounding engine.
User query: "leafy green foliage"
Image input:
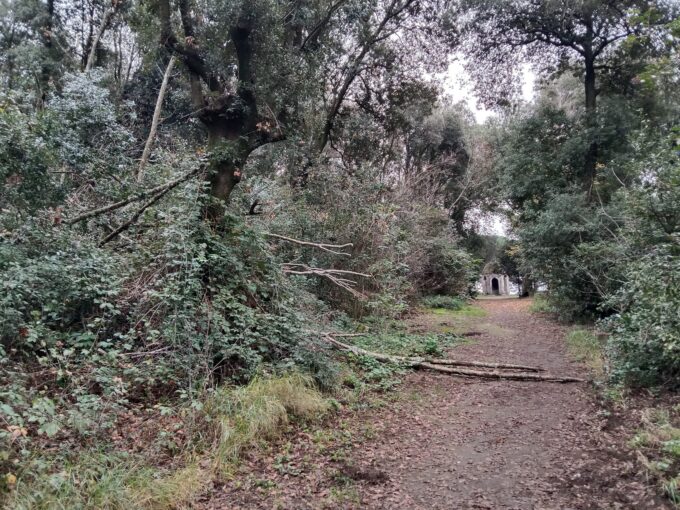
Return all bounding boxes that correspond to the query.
[604,248,680,387]
[421,295,465,310]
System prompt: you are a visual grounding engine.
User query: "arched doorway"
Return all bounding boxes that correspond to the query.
[491,277,499,295]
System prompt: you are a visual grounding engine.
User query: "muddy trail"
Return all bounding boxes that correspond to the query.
[200,299,669,509]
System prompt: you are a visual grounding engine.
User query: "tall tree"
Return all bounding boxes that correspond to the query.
[455,0,675,194]
[153,0,446,218]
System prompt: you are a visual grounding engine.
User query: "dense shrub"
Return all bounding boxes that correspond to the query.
[604,250,680,387]
[0,226,123,356]
[421,295,465,310]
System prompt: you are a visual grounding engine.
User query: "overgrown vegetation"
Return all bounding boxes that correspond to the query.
[629,406,680,507]
[0,0,678,506]
[0,0,485,504]
[565,329,604,375]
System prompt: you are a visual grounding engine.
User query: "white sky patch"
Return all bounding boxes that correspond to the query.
[440,58,536,124]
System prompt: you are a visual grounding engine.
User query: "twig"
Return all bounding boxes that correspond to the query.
[282,263,370,299]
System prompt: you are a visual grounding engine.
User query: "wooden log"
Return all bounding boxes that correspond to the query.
[425,358,545,372]
[417,363,584,383]
[323,336,584,383]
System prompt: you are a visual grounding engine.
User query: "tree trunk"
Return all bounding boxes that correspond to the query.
[39,0,55,107]
[583,51,598,198]
[202,128,250,220]
[520,275,535,297]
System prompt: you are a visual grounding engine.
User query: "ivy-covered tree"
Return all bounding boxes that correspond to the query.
[153,0,449,218]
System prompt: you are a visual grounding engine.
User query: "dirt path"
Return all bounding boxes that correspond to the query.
[202,299,669,509]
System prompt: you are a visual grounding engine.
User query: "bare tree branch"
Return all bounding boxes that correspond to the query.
[281,263,371,299]
[99,184,177,246]
[266,233,354,256]
[66,164,204,225]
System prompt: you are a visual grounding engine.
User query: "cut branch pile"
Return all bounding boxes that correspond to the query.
[323,335,584,383]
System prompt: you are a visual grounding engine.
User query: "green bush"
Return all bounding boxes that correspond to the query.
[604,249,680,388]
[418,239,480,297]
[421,295,465,310]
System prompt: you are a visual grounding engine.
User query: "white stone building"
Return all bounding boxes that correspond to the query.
[479,273,511,296]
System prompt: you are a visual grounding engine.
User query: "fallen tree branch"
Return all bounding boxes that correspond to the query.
[318,333,544,372]
[99,187,169,246]
[66,165,203,225]
[425,358,545,372]
[266,233,353,256]
[324,336,583,383]
[416,362,582,383]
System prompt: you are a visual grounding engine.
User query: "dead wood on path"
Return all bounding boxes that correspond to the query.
[324,336,584,383]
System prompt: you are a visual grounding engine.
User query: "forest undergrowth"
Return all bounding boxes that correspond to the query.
[1,0,679,508]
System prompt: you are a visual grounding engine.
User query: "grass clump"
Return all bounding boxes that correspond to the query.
[529,293,554,313]
[197,372,329,466]
[426,304,487,318]
[629,407,680,507]
[6,451,206,510]
[565,328,604,373]
[421,295,465,310]
[420,296,487,319]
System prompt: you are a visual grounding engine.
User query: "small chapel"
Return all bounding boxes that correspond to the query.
[478,272,511,296]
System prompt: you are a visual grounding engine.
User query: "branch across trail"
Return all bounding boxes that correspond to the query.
[324,336,584,383]
[425,358,545,373]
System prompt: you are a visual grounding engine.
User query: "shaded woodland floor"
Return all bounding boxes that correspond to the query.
[198,299,671,509]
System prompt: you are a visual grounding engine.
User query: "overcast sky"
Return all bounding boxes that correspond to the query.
[442,58,537,123]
